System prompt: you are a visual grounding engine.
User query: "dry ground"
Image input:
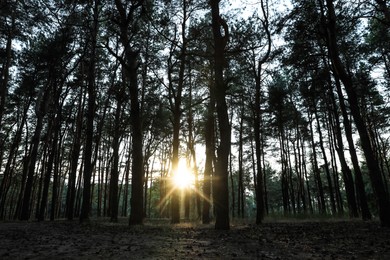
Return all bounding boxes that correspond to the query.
[0,218,389,259]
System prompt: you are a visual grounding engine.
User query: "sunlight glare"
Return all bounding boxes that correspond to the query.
[172,160,194,189]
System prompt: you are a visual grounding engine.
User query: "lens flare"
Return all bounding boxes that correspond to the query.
[172,160,194,189]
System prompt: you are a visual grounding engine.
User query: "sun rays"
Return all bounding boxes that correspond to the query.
[157,158,212,218]
[172,160,195,189]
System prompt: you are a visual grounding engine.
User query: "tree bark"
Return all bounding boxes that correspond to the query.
[314,108,336,215]
[202,77,215,224]
[0,98,30,219]
[109,93,123,222]
[327,82,359,217]
[0,13,14,138]
[79,0,99,223]
[128,50,144,225]
[210,0,230,230]
[113,0,145,225]
[253,0,271,224]
[20,86,49,220]
[308,111,326,214]
[66,91,84,220]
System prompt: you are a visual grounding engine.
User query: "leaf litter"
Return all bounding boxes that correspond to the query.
[0,218,389,259]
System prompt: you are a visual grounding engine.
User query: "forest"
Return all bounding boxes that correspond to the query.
[1,0,390,238]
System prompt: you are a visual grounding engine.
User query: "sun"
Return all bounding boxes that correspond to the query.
[172,160,194,189]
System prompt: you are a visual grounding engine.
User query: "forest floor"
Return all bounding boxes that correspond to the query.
[0,217,389,259]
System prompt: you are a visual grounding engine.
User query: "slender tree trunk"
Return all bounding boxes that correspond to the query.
[328,83,359,217]
[286,136,296,215]
[229,146,235,219]
[20,87,49,220]
[301,138,313,214]
[308,112,326,214]
[202,77,215,224]
[327,119,344,214]
[169,1,189,224]
[323,0,390,226]
[80,0,99,223]
[210,0,231,230]
[66,91,83,220]
[187,76,202,219]
[0,99,30,219]
[35,145,47,220]
[38,114,59,221]
[252,0,271,224]
[334,77,371,220]
[238,111,244,218]
[0,14,14,138]
[113,0,145,225]
[184,187,190,220]
[144,160,150,217]
[314,108,336,215]
[50,126,61,221]
[293,136,303,214]
[279,133,289,215]
[297,131,308,213]
[74,158,84,217]
[109,94,123,222]
[103,155,110,217]
[122,139,131,217]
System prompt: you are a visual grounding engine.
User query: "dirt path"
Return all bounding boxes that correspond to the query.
[0,219,389,259]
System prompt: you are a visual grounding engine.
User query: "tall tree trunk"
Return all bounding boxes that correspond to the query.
[297,131,308,213]
[253,0,271,224]
[334,76,371,220]
[20,87,49,220]
[50,125,61,221]
[0,98,30,219]
[66,91,84,220]
[280,133,289,214]
[314,108,336,215]
[238,110,244,218]
[169,1,189,224]
[210,0,230,230]
[202,77,215,224]
[80,0,99,223]
[38,113,59,221]
[286,137,296,214]
[326,119,344,214]
[323,0,390,226]
[308,112,326,214]
[122,138,131,217]
[0,14,14,140]
[113,0,145,225]
[302,138,313,214]
[229,148,235,218]
[127,50,144,225]
[109,94,123,222]
[187,75,202,219]
[328,83,359,217]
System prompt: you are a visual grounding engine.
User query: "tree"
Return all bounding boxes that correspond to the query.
[252,0,272,224]
[210,0,230,230]
[321,0,390,227]
[164,0,190,224]
[113,0,145,225]
[202,58,215,224]
[80,0,100,223]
